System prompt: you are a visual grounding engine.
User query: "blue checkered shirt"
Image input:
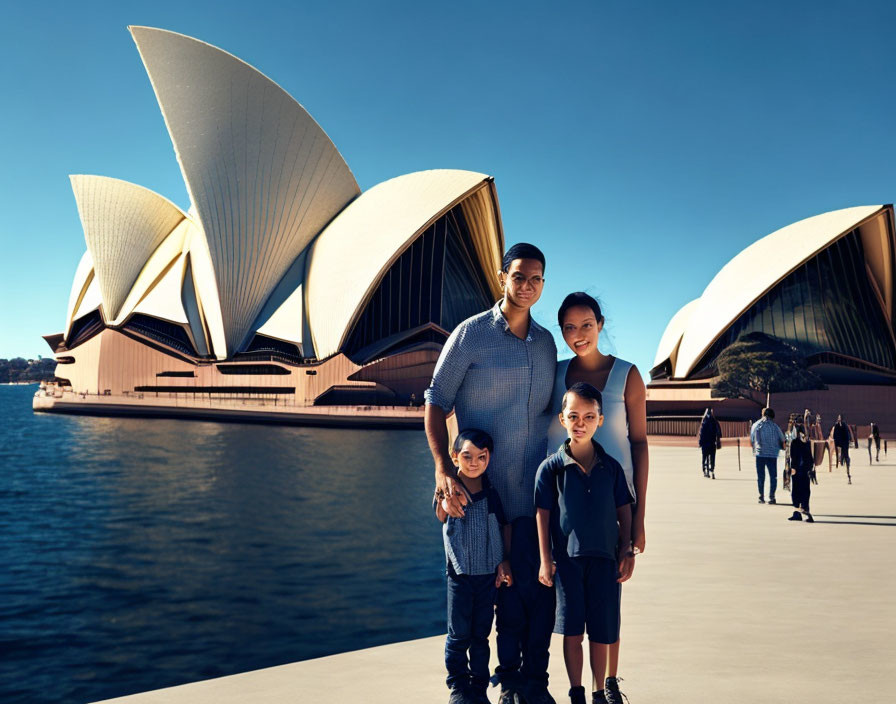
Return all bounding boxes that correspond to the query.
[425,301,557,521]
[750,418,785,458]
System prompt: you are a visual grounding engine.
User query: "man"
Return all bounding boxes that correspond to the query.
[750,407,785,504]
[830,414,854,483]
[425,243,557,704]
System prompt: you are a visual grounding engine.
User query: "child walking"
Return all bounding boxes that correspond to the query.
[534,383,636,704]
[435,429,513,704]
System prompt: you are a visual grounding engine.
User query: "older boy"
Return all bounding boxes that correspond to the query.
[535,382,635,704]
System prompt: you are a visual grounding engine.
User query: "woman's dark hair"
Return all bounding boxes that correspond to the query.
[561,381,603,413]
[501,243,545,273]
[557,292,604,328]
[453,428,494,454]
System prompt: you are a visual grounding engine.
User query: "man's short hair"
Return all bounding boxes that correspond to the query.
[763,407,775,419]
[501,242,545,273]
[453,428,494,454]
[561,381,603,414]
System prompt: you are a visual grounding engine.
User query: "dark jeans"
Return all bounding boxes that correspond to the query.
[494,517,555,690]
[446,564,496,692]
[701,446,716,471]
[756,456,777,499]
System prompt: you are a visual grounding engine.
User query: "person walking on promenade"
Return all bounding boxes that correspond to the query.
[829,414,855,483]
[697,408,722,478]
[750,407,785,504]
[806,412,827,480]
[783,414,799,491]
[787,421,815,523]
[546,292,649,703]
[425,243,557,704]
[870,422,881,462]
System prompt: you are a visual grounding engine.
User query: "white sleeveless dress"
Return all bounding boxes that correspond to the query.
[547,356,636,499]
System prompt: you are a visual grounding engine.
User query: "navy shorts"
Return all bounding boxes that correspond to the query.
[554,555,621,644]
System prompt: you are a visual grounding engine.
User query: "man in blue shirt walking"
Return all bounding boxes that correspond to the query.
[750,407,786,504]
[425,243,557,704]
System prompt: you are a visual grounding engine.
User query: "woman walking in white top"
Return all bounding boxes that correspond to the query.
[547,292,648,704]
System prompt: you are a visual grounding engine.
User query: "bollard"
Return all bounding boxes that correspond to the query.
[737,437,741,471]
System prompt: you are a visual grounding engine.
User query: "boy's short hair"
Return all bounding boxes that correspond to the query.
[453,428,495,454]
[763,407,775,419]
[501,242,545,273]
[561,382,603,414]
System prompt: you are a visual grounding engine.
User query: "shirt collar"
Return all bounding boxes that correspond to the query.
[490,299,545,341]
[561,438,603,469]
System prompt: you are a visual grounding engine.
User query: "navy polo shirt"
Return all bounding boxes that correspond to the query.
[534,439,634,561]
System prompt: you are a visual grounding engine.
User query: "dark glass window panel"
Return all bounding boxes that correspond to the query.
[124,314,197,357]
[690,228,895,377]
[342,201,494,362]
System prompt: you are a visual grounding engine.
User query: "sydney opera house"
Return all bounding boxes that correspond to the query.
[36,27,503,423]
[648,205,896,426]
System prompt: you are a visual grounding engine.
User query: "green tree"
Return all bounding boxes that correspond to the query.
[711,332,826,406]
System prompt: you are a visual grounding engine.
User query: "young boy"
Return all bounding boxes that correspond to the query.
[534,383,636,704]
[435,429,513,704]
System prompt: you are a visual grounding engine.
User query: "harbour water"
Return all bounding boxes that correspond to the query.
[0,384,444,703]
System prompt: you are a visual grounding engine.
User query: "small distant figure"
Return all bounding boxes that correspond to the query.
[434,429,513,704]
[829,414,855,484]
[697,408,722,479]
[870,422,881,462]
[750,407,786,504]
[787,421,815,523]
[783,414,800,491]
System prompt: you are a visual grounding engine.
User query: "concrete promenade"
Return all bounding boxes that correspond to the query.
[96,444,896,704]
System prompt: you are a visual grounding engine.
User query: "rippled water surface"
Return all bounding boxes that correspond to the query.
[0,385,444,703]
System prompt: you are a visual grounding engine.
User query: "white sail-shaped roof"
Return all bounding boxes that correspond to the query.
[130,26,361,357]
[73,271,103,322]
[70,175,187,322]
[132,252,189,324]
[112,218,192,326]
[306,169,494,358]
[64,250,95,339]
[256,284,304,346]
[675,205,886,378]
[653,298,700,371]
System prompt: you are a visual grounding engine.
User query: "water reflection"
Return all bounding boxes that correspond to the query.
[0,386,445,704]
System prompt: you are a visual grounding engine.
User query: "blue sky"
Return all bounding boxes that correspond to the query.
[2,0,896,381]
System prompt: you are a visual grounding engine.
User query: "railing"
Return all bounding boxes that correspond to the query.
[647,416,751,438]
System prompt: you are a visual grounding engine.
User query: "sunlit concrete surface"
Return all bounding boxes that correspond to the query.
[94,444,896,703]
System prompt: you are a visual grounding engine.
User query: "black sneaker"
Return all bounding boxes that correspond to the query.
[569,686,587,704]
[449,687,470,704]
[758,497,765,504]
[604,677,628,704]
[806,513,815,523]
[788,511,802,521]
[592,691,608,704]
[498,687,519,704]
[768,498,776,504]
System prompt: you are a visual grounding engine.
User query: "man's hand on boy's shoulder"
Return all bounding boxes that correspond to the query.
[496,560,513,588]
[435,463,469,518]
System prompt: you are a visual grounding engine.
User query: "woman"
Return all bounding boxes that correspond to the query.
[547,292,648,703]
[697,408,722,479]
[788,421,815,522]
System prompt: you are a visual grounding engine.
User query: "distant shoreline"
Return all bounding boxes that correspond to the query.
[0,381,39,386]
